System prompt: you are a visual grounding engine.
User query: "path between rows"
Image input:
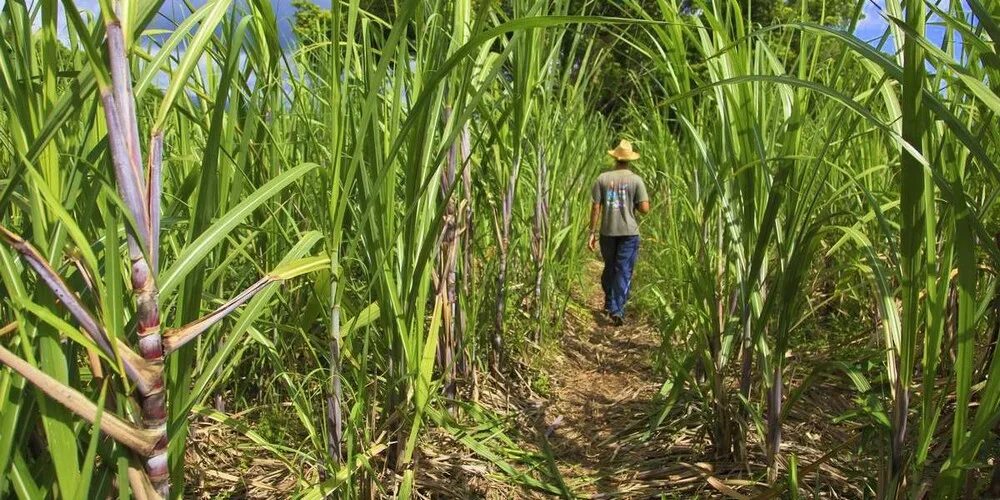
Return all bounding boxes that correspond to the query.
[521,261,868,499]
[422,260,865,498]
[534,260,675,497]
[420,260,730,499]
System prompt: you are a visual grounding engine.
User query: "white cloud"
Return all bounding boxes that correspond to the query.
[855,0,889,37]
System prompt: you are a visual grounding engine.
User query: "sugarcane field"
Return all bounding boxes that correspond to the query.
[0,0,998,498]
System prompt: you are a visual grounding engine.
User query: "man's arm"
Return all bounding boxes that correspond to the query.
[587,202,601,251]
[635,178,650,214]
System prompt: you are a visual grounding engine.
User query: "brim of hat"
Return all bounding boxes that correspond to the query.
[607,150,640,161]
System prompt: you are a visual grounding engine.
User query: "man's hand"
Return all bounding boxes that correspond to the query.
[588,203,602,252]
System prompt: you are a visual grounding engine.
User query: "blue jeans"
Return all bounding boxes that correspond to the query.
[599,235,640,317]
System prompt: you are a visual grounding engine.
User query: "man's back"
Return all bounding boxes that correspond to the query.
[591,169,648,237]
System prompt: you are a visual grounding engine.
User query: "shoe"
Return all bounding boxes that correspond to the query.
[611,315,624,326]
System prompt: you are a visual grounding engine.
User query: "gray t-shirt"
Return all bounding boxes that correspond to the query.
[591,169,649,236]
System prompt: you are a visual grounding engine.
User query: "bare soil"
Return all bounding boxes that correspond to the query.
[420,260,871,499]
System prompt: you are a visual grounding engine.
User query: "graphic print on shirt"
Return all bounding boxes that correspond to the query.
[604,182,631,210]
[604,181,630,210]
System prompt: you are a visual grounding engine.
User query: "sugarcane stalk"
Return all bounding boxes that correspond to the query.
[766,363,782,483]
[102,13,169,495]
[739,298,752,400]
[147,132,163,271]
[0,226,161,395]
[456,122,473,378]
[493,155,521,370]
[105,24,145,207]
[327,258,343,466]
[0,345,162,457]
[98,91,150,250]
[437,107,459,400]
[531,145,548,342]
[709,210,732,458]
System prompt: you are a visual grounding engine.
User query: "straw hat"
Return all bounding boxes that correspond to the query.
[607,139,640,161]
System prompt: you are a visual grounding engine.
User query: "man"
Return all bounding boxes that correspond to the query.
[587,139,650,326]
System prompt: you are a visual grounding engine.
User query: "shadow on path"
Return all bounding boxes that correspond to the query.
[417,259,871,498]
[522,261,876,499]
[529,260,680,498]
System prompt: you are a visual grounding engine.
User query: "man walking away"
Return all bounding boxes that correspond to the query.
[587,140,650,326]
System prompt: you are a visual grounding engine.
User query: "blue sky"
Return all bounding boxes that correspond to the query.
[855,0,904,52]
[1,0,964,55]
[856,0,891,41]
[855,0,968,54]
[142,0,332,46]
[110,0,901,48]
[0,0,331,46]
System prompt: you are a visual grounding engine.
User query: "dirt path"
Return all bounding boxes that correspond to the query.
[418,260,717,499]
[418,261,870,498]
[535,261,673,497]
[523,263,871,500]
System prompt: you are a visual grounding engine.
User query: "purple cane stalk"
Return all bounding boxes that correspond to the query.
[531,146,548,340]
[106,20,144,190]
[0,344,163,456]
[102,16,167,495]
[147,132,163,271]
[492,154,521,369]
[0,4,315,497]
[0,226,161,395]
[437,107,459,399]
[99,91,150,248]
[456,123,472,378]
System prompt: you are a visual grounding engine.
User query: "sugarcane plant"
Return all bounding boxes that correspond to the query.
[0,0,322,497]
[624,0,1000,493]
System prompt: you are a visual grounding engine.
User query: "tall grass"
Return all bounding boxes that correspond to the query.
[0,0,610,496]
[629,0,999,495]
